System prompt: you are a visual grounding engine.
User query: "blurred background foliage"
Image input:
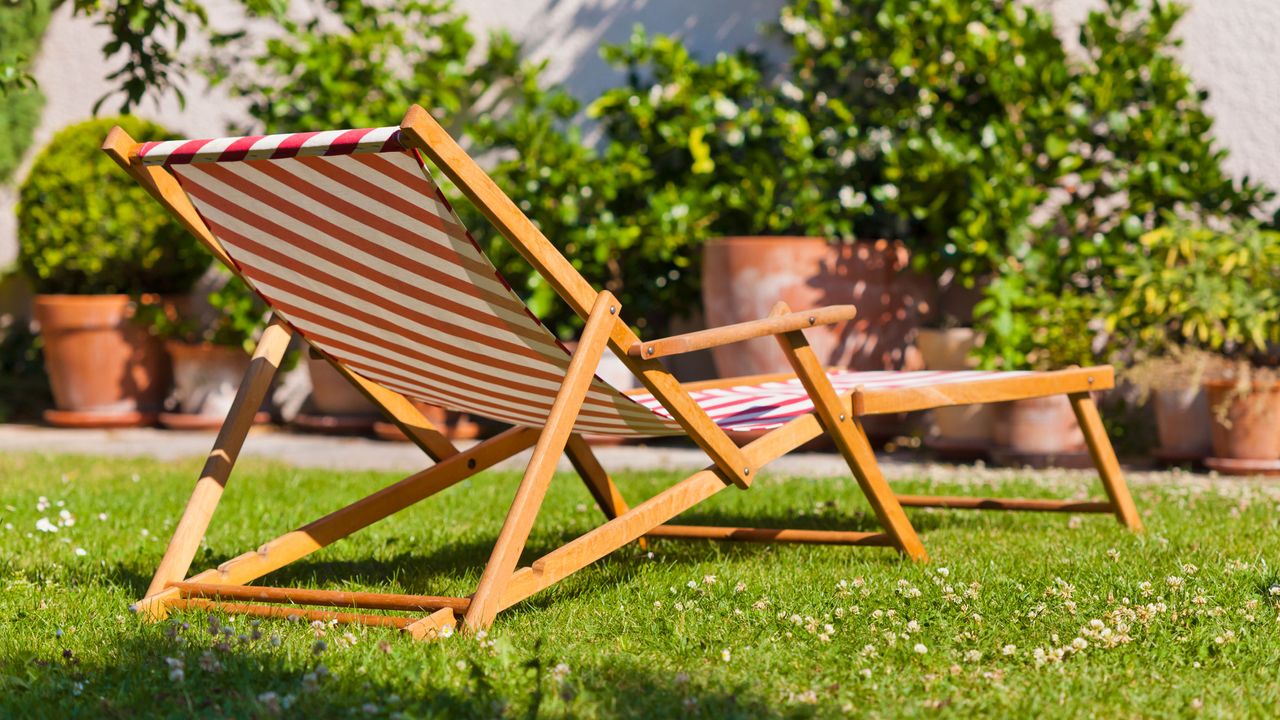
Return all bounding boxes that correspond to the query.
[5,0,1275,370]
[0,0,52,184]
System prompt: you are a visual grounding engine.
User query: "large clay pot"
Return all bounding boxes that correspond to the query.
[1152,387,1212,459]
[1204,380,1280,460]
[165,341,251,417]
[701,237,935,377]
[916,328,995,452]
[1001,395,1087,455]
[33,294,170,426]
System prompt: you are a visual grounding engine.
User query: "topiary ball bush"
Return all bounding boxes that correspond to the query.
[16,116,208,295]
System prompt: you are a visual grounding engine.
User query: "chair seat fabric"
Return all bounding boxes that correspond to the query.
[629,370,1026,433]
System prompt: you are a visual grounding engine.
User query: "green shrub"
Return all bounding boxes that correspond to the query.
[16,115,208,295]
[0,0,52,184]
[1108,215,1280,360]
[782,0,1271,364]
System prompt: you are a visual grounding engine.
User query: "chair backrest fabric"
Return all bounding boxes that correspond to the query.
[139,126,680,437]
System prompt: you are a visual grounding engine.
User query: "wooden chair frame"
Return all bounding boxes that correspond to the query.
[104,105,1141,639]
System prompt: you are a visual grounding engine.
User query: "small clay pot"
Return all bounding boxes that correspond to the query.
[166,341,251,417]
[1204,380,1280,460]
[1001,395,1087,455]
[1152,386,1212,459]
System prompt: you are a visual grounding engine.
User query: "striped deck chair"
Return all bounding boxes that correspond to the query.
[103,106,1141,639]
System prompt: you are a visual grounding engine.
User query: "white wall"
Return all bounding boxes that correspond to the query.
[2,0,1278,271]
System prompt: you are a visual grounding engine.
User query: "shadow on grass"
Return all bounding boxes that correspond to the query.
[0,621,809,719]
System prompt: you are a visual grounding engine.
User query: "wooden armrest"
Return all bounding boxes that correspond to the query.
[627,305,857,359]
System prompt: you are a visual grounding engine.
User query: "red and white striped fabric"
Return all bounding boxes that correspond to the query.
[142,125,1020,437]
[632,370,1027,433]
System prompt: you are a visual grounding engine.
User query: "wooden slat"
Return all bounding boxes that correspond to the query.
[772,302,927,561]
[565,434,630,521]
[404,607,457,641]
[321,350,458,461]
[137,426,538,616]
[171,598,411,629]
[647,525,892,546]
[462,293,619,632]
[398,105,752,489]
[170,582,470,612]
[497,407,837,611]
[895,495,1115,513]
[626,305,857,359]
[1070,392,1144,531]
[137,318,292,618]
[853,366,1113,416]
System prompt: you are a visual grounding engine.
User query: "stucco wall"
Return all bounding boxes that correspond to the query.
[2,0,1277,271]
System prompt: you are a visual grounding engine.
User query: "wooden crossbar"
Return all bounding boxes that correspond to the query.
[171,598,413,629]
[647,525,892,545]
[169,582,470,612]
[895,495,1115,513]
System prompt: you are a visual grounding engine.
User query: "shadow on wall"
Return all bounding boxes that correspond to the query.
[526,0,789,101]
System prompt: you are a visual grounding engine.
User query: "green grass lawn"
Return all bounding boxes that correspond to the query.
[0,451,1277,718]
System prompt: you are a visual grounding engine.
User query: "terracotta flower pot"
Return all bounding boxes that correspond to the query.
[306,355,379,416]
[165,341,251,417]
[1003,395,1087,454]
[33,294,170,426]
[701,237,935,377]
[916,328,994,452]
[1151,387,1213,460]
[991,395,1091,467]
[702,237,935,443]
[1204,380,1280,460]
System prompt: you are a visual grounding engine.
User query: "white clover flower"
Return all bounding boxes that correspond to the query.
[913,643,928,655]
[1002,644,1017,656]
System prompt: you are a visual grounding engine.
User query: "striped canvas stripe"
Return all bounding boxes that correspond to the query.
[633,370,1028,433]
[164,144,678,436]
[150,125,1033,438]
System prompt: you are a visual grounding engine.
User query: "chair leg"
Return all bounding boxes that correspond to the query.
[770,303,927,562]
[138,318,293,618]
[565,433,647,550]
[462,292,618,633]
[1069,392,1143,532]
[565,434,629,520]
[835,418,929,561]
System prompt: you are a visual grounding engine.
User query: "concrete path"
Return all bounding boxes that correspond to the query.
[0,423,865,477]
[0,424,1236,488]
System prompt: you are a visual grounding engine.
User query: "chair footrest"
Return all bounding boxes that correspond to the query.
[646,525,893,546]
[168,581,470,612]
[895,495,1114,513]
[171,598,414,629]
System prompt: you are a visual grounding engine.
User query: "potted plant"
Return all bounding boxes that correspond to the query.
[141,269,278,428]
[16,116,207,427]
[1109,218,1280,471]
[1124,351,1218,462]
